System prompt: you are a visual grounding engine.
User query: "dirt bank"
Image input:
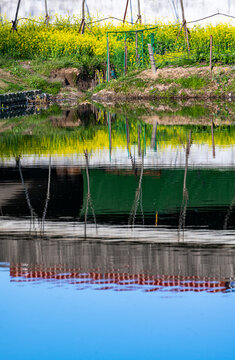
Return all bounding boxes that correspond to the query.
[92,66,235,102]
[1,60,235,103]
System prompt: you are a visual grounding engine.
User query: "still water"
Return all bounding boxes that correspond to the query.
[0,102,235,359]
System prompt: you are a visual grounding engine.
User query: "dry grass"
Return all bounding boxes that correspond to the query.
[139,66,234,80]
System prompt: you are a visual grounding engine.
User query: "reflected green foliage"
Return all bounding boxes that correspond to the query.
[0,102,235,157]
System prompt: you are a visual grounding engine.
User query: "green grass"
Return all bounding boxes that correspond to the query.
[0,80,24,94]
[175,76,208,89]
[24,75,61,95]
[0,56,62,95]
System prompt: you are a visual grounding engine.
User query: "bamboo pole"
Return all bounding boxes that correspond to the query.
[148,43,156,74]
[178,131,191,241]
[79,0,86,33]
[108,112,112,160]
[82,150,97,238]
[41,156,51,233]
[106,34,110,82]
[125,118,130,156]
[209,35,213,73]
[138,124,141,157]
[128,151,144,227]
[44,0,49,25]
[137,0,142,24]
[141,31,144,66]
[151,119,158,150]
[179,0,190,54]
[211,119,215,158]
[223,193,235,230]
[82,0,85,25]
[12,0,21,31]
[126,118,130,147]
[17,155,38,233]
[84,150,89,238]
[123,0,130,24]
[124,33,128,74]
[135,31,139,63]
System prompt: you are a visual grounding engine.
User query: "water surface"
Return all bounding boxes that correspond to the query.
[0,102,235,359]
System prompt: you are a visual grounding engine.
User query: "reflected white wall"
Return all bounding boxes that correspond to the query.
[1,0,234,25]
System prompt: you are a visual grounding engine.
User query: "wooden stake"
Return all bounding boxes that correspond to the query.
[124,37,128,74]
[210,35,213,73]
[135,31,139,63]
[106,35,110,82]
[148,44,156,74]
[123,0,130,24]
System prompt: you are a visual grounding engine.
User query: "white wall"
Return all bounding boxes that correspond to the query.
[1,0,234,25]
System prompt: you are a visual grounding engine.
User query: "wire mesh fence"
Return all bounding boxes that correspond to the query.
[106,19,235,80]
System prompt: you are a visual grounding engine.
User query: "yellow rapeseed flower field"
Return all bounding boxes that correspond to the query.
[0,16,234,70]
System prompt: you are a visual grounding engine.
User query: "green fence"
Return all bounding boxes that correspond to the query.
[106,23,235,80]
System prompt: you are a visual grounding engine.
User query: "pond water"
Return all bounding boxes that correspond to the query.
[0,102,235,359]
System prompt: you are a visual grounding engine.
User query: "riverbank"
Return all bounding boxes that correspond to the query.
[92,66,235,102]
[0,17,234,102]
[1,56,234,102]
[0,57,85,104]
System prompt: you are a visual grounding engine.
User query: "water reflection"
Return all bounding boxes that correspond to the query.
[1,238,235,293]
[0,102,235,240]
[0,164,235,236]
[1,102,235,360]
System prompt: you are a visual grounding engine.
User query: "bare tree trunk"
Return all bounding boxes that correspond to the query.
[178,131,191,241]
[128,151,144,227]
[12,0,21,31]
[137,0,142,24]
[209,35,213,73]
[79,0,86,33]
[45,0,49,25]
[123,0,130,24]
[41,156,51,233]
[180,0,190,53]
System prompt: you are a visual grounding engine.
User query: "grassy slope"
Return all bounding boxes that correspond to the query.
[1,56,235,100]
[0,56,85,95]
[91,66,235,100]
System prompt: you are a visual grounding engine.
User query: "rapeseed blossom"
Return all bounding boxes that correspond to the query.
[0,16,234,68]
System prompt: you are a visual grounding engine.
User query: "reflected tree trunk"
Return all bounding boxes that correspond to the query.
[223,193,235,230]
[211,119,216,158]
[126,118,130,154]
[82,150,97,238]
[41,156,51,233]
[151,119,158,151]
[129,151,144,227]
[108,112,112,161]
[178,131,191,241]
[17,155,38,234]
[138,124,141,157]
